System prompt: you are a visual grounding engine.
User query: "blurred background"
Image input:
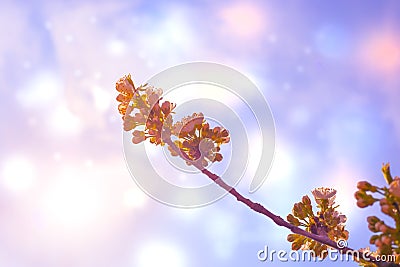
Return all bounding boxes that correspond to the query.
[1,0,400,266]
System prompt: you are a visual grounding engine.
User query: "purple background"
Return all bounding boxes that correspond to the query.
[1,0,400,266]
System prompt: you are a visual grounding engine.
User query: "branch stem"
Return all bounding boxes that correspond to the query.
[163,135,398,267]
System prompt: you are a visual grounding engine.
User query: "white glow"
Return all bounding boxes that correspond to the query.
[329,166,359,215]
[162,15,191,46]
[123,187,147,208]
[65,34,74,43]
[41,171,101,228]
[53,152,62,161]
[267,148,294,186]
[164,83,241,111]
[16,72,61,108]
[136,241,186,267]
[93,72,102,79]
[141,10,194,56]
[107,39,126,56]
[219,3,266,39]
[84,159,93,168]
[91,86,111,112]
[74,69,82,77]
[48,105,82,136]
[1,157,35,192]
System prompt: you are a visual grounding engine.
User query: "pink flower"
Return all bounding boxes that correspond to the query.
[132,130,146,144]
[389,178,400,198]
[312,187,337,205]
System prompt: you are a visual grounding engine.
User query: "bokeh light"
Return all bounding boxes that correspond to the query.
[136,241,187,267]
[40,170,102,228]
[360,29,400,76]
[219,2,267,40]
[1,1,400,267]
[1,156,35,193]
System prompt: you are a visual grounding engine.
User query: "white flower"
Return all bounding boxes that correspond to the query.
[312,187,337,205]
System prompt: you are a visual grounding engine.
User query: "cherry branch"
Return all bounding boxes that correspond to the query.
[163,134,399,267]
[115,75,399,267]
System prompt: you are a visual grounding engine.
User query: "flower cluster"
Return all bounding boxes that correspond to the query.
[116,74,230,164]
[355,163,400,265]
[287,188,348,259]
[168,112,230,167]
[116,74,175,145]
[116,74,136,119]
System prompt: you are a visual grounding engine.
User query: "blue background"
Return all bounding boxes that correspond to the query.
[1,0,400,266]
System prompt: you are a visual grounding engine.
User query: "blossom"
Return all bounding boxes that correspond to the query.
[332,210,347,224]
[288,189,349,259]
[116,74,136,119]
[115,75,177,146]
[144,100,176,145]
[355,189,378,208]
[379,198,394,215]
[312,187,337,206]
[172,113,204,137]
[312,187,337,199]
[123,113,146,131]
[115,75,230,164]
[169,113,230,167]
[199,139,219,162]
[146,87,163,106]
[389,177,400,198]
[357,181,377,192]
[132,130,146,144]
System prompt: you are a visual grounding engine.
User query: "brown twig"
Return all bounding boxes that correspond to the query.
[163,134,399,267]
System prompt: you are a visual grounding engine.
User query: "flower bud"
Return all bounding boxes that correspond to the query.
[382,163,393,184]
[292,241,302,251]
[368,224,377,232]
[379,225,387,233]
[287,234,297,242]
[338,214,347,223]
[287,214,301,226]
[378,224,395,234]
[389,178,400,198]
[132,130,146,144]
[293,203,306,219]
[357,181,377,192]
[302,195,311,206]
[367,216,380,225]
[356,193,376,208]
[354,190,364,200]
[357,199,369,208]
[380,204,391,215]
[375,222,383,231]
